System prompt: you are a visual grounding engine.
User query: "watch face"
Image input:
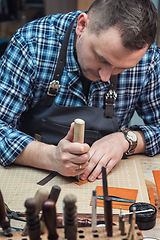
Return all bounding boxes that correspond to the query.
[127,131,137,142]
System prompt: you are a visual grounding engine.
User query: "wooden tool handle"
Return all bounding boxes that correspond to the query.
[0,190,10,230]
[34,187,49,215]
[105,196,113,237]
[73,119,85,143]
[48,185,61,203]
[42,199,58,240]
[25,198,40,240]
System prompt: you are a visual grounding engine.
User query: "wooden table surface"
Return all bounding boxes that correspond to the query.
[132,154,160,239]
[0,154,160,239]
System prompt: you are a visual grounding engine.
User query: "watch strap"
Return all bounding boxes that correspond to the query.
[120,128,137,155]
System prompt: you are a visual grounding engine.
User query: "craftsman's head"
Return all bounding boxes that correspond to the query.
[75,0,158,81]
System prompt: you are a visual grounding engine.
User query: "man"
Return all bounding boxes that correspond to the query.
[0,0,159,182]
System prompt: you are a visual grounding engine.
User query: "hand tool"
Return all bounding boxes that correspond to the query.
[22,187,49,236]
[74,118,85,182]
[92,190,97,233]
[6,208,26,222]
[0,190,12,237]
[102,166,108,232]
[40,185,61,226]
[48,185,61,203]
[63,194,77,240]
[43,199,58,240]
[25,198,41,240]
[129,202,156,230]
[97,195,136,203]
[105,195,113,237]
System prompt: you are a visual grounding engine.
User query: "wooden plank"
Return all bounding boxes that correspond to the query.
[0,224,142,240]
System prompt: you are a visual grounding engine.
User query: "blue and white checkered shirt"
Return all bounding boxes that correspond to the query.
[0,11,160,166]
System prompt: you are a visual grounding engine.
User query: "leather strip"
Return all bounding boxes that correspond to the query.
[37,171,57,185]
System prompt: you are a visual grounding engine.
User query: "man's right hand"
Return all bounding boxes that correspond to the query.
[14,123,90,177]
[53,122,90,176]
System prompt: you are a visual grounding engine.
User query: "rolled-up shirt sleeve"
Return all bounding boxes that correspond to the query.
[0,32,36,166]
[130,46,160,156]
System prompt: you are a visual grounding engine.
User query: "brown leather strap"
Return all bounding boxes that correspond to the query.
[104,75,118,118]
[37,171,57,185]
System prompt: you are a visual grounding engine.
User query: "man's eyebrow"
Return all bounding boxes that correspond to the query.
[94,49,134,70]
[96,52,111,64]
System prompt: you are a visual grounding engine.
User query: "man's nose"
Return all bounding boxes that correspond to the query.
[98,66,114,82]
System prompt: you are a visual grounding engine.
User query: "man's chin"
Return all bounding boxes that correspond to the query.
[83,73,100,82]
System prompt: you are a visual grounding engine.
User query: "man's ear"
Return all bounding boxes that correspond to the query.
[75,13,89,37]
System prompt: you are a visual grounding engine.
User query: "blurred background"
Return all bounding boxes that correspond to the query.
[0,0,159,125]
[0,0,159,44]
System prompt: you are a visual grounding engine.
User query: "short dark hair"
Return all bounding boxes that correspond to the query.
[87,0,158,50]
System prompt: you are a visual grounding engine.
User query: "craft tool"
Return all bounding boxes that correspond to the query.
[25,198,41,240]
[97,195,136,203]
[91,190,97,233]
[102,166,108,197]
[74,118,85,182]
[63,194,78,240]
[130,206,136,240]
[102,166,108,232]
[6,206,26,222]
[120,218,125,236]
[42,199,58,240]
[40,185,61,234]
[121,208,154,216]
[129,202,157,230]
[119,208,123,231]
[48,185,61,203]
[0,189,12,237]
[22,187,49,236]
[105,196,113,237]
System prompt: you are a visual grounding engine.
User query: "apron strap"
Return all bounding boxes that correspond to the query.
[44,16,118,118]
[104,75,118,118]
[44,18,76,107]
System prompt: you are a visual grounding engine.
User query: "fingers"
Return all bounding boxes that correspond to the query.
[80,147,122,182]
[65,122,74,142]
[54,128,90,177]
[80,152,106,182]
[64,160,89,176]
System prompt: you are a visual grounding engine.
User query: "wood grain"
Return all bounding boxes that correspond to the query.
[0,223,142,240]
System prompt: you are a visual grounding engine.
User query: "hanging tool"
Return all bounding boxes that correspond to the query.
[5,203,26,222]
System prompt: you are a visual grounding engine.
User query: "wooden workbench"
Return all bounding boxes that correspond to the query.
[137,154,160,238]
[0,154,160,239]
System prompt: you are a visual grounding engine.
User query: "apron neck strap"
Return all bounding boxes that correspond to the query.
[44,18,76,107]
[44,16,118,118]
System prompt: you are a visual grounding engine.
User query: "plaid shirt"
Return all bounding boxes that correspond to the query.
[0,11,160,167]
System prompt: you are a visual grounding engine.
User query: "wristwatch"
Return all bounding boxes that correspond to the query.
[120,128,137,155]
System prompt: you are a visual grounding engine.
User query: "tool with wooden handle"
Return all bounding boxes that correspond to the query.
[22,187,49,236]
[74,118,85,182]
[0,189,12,237]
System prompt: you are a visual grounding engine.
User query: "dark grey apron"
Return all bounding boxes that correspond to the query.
[18,19,119,146]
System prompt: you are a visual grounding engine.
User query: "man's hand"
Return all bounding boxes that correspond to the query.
[53,123,90,176]
[80,132,129,182]
[14,123,90,177]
